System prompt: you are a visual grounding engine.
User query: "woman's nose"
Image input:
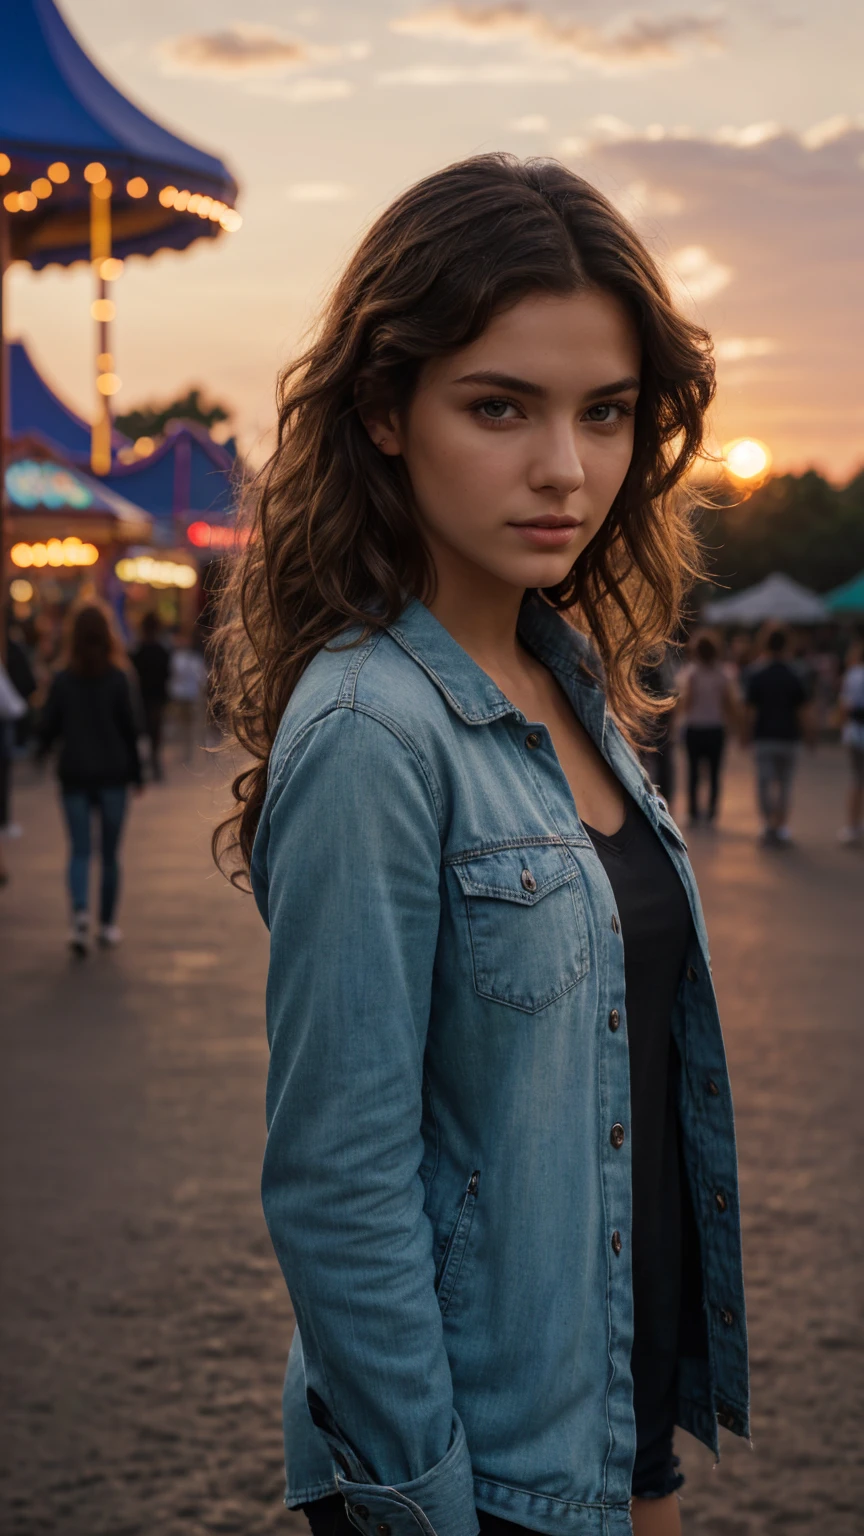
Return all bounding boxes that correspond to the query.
[529,425,585,498]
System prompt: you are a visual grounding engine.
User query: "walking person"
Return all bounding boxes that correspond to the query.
[37,605,142,954]
[131,612,171,781]
[836,636,864,846]
[215,156,749,1536]
[743,627,812,847]
[677,634,738,828]
[168,628,208,766]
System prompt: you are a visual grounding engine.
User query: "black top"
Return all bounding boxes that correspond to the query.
[132,639,171,704]
[38,667,142,791]
[582,795,693,1457]
[745,660,807,741]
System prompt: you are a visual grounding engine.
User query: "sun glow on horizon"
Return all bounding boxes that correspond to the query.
[723,437,772,481]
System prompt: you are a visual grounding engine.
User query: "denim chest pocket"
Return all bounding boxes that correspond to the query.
[449,842,589,1013]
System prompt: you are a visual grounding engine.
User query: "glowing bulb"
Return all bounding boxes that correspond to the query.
[97,352,114,370]
[96,373,121,396]
[134,436,155,457]
[126,176,148,198]
[197,196,213,217]
[91,298,116,322]
[187,193,202,213]
[30,543,48,568]
[10,544,34,568]
[31,177,52,198]
[723,437,772,481]
[18,190,37,211]
[100,257,124,281]
[84,162,106,184]
[3,192,20,213]
[10,579,33,603]
[92,179,112,201]
[0,153,10,176]
[159,185,178,207]
[220,209,242,232]
[46,538,64,567]
[173,189,190,210]
[48,161,69,183]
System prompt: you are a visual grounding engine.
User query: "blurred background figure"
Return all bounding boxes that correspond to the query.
[836,636,864,847]
[743,628,812,848]
[677,633,740,829]
[0,655,30,887]
[131,613,171,783]
[36,606,142,955]
[168,627,209,768]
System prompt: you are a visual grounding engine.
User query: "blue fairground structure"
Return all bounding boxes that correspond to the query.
[9,340,237,552]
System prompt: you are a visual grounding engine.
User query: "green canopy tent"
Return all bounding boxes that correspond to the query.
[824,571,864,617]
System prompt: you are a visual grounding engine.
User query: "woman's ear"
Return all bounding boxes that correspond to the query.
[357,400,403,457]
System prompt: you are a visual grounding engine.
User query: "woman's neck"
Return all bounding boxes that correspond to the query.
[425,552,527,680]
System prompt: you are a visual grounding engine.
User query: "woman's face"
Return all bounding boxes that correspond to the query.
[373,288,641,595]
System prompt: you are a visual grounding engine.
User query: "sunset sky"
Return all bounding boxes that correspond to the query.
[8,0,863,479]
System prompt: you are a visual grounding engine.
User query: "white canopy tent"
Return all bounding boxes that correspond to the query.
[702,572,829,625]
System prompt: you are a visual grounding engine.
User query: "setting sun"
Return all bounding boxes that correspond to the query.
[723,437,773,481]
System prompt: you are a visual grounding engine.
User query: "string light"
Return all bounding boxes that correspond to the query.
[84,162,106,184]
[91,298,116,322]
[126,176,148,198]
[115,556,197,589]
[31,177,52,198]
[48,161,69,183]
[96,373,121,396]
[10,579,34,603]
[92,178,112,201]
[159,185,178,207]
[134,436,155,457]
[12,539,99,569]
[220,209,242,232]
[173,189,190,210]
[99,257,124,281]
[18,190,37,211]
[3,192,19,212]
[97,352,114,370]
[0,153,10,176]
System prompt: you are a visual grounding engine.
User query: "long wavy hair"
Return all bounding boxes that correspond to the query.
[213,154,714,883]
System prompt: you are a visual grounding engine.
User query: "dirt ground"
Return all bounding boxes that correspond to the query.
[1,738,861,1535]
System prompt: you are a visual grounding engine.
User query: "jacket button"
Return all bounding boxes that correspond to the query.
[715,1190,728,1213]
[608,1009,620,1032]
[525,731,541,750]
[353,1507,369,1520]
[720,1307,734,1327]
[611,913,620,934]
[611,1230,622,1255]
[521,868,538,893]
[706,1078,720,1096]
[610,1122,625,1149]
[687,964,698,982]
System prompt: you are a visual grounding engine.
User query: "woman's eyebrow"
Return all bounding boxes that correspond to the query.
[452,370,640,400]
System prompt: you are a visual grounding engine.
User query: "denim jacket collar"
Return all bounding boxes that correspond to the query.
[387,594,604,732]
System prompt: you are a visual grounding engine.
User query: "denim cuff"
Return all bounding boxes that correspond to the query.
[333,1413,479,1536]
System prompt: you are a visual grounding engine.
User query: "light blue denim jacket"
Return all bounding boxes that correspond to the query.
[251,595,749,1536]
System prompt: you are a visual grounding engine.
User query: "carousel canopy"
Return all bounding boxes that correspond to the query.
[1,0,239,268]
[702,572,829,626]
[824,571,864,616]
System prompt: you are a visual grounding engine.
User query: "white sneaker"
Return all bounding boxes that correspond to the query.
[98,924,123,948]
[69,913,90,957]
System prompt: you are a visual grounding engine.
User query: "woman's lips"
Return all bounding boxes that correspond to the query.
[508,519,583,548]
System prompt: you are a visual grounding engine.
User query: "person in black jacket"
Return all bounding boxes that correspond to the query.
[38,605,142,955]
[131,612,171,781]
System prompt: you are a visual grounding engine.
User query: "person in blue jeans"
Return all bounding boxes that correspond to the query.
[213,156,749,1536]
[38,605,142,954]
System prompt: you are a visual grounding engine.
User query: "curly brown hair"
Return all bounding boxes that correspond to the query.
[212,153,714,882]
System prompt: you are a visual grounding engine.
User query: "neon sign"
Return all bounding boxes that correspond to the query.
[6,460,94,510]
[187,520,244,550]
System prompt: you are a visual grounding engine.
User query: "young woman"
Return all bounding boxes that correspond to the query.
[38,605,142,954]
[676,634,738,827]
[215,156,749,1536]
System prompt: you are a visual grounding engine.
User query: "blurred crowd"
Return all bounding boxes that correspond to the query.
[641,624,864,850]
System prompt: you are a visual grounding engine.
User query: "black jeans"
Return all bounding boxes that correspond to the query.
[685,725,725,821]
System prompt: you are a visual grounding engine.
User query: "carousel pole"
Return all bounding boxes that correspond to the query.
[88,165,114,475]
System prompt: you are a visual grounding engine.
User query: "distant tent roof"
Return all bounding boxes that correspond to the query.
[101,424,236,543]
[9,339,129,462]
[1,0,239,268]
[702,572,829,625]
[824,571,864,616]
[4,441,152,543]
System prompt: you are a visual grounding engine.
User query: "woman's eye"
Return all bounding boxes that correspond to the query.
[583,402,631,424]
[474,397,519,423]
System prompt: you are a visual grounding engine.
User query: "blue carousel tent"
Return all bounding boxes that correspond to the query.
[0,0,239,268]
[9,339,129,461]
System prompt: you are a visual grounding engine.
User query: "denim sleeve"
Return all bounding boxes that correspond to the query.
[261,706,478,1536]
